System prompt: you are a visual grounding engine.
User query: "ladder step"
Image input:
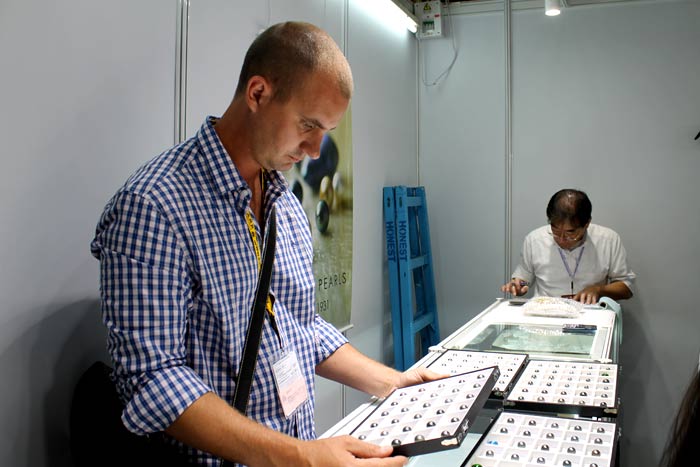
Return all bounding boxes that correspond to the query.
[409,255,428,269]
[405,197,423,207]
[411,313,436,333]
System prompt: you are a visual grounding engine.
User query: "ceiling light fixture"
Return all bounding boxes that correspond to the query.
[545,0,562,16]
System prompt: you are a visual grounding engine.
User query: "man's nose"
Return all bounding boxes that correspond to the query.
[302,131,324,159]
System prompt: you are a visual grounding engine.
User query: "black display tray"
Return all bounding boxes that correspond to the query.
[428,349,528,399]
[504,360,620,418]
[349,366,500,457]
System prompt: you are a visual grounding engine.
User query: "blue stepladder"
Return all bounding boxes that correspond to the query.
[384,186,440,371]
[383,187,403,369]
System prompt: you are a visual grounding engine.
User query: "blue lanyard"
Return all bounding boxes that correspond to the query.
[558,246,585,295]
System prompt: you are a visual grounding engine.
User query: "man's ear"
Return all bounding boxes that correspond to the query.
[246,75,273,112]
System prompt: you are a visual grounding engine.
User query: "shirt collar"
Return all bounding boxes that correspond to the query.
[196,116,289,209]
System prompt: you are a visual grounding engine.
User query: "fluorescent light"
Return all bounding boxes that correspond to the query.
[389,0,418,33]
[545,0,562,16]
[355,0,418,34]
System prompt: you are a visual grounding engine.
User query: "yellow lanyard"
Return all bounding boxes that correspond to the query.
[244,174,275,319]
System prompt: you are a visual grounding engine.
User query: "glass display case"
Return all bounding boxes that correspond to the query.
[439,299,619,363]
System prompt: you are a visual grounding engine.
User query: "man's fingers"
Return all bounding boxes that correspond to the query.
[343,437,393,459]
[420,368,449,381]
[356,455,408,466]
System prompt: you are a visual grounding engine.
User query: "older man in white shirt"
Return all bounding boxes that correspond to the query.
[501,189,636,305]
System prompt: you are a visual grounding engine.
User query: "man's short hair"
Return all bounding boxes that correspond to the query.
[546,189,592,227]
[234,21,353,103]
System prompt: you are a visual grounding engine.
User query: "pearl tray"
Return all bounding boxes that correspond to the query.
[349,366,500,457]
[505,360,619,418]
[466,411,618,467]
[427,350,528,398]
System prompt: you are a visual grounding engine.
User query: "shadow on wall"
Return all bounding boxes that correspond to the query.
[617,293,668,467]
[0,300,108,467]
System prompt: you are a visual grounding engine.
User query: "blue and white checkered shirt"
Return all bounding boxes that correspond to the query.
[91,117,348,465]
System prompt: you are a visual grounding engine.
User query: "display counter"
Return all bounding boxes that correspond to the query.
[321,298,623,467]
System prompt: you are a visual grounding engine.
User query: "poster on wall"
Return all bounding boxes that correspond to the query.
[283,107,353,330]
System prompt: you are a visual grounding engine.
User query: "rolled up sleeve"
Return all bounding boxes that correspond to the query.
[313,313,348,365]
[92,191,210,435]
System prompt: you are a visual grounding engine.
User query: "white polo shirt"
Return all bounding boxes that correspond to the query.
[512,223,636,298]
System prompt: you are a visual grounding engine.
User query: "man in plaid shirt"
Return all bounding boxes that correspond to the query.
[91,22,441,466]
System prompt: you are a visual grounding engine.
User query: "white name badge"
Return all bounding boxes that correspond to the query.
[271,350,309,418]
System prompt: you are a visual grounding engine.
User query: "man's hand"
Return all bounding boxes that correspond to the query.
[501,278,529,296]
[383,368,448,397]
[574,285,601,305]
[299,436,407,466]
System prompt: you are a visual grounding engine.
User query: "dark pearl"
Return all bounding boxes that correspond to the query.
[291,179,303,203]
[315,200,330,233]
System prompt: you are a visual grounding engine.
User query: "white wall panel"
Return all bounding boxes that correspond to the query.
[0,0,176,465]
[418,12,507,337]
